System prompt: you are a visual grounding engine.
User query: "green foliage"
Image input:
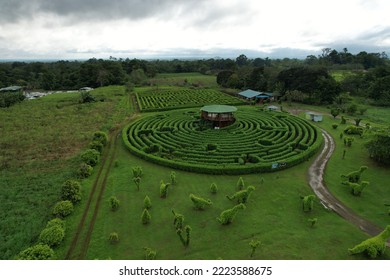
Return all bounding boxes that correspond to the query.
[143,247,157,260]
[61,180,82,203]
[349,225,390,259]
[144,195,152,209]
[92,131,108,146]
[132,166,143,178]
[226,186,256,204]
[341,116,347,124]
[109,232,119,244]
[133,177,141,191]
[38,225,65,247]
[344,125,363,136]
[89,141,104,153]
[237,177,245,190]
[341,166,368,183]
[17,244,55,260]
[330,107,341,118]
[217,203,246,225]
[249,239,262,257]
[141,209,151,224]
[177,225,192,247]
[172,209,184,230]
[77,163,93,179]
[80,149,100,167]
[342,181,369,196]
[365,133,390,165]
[189,194,212,210]
[52,200,74,218]
[0,91,25,108]
[301,195,316,212]
[46,218,66,230]
[210,183,218,194]
[109,196,120,211]
[332,123,338,129]
[344,136,355,147]
[122,108,322,175]
[80,91,95,103]
[170,171,177,185]
[159,180,170,198]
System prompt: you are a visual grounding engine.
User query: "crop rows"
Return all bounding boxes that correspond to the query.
[135,88,244,112]
[123,109,322,174]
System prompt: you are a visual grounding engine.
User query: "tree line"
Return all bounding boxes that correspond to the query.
[0,48,389,106]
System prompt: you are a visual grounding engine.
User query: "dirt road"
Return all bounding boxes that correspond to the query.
[308,128,388,241]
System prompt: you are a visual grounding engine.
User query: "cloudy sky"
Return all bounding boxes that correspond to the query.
[1,0,390,60]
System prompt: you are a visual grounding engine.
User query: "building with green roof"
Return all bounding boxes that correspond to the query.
[200,105,237,128]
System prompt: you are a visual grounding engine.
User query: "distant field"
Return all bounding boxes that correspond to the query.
[149,72,218,87]
[135,87,244,112]
[330,70,358,82]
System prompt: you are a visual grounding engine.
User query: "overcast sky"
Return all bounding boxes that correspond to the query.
[1,0,390,60]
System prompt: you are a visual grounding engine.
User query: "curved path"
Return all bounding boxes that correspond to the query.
[308,128,388,242]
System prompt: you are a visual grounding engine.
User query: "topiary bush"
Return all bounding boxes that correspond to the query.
[61,180,82,203]
[141,209,151,224]
[80,149,100,166]
[109,232,119,244]
[92,131,108,146]
[89,141,104,154]
[109,196,120,211]
[17,244,55,260]
[52,200,74,218]
[144,195,152,209]
[210,183,218,194]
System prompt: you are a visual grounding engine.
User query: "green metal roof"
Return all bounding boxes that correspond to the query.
[200,105,237,113]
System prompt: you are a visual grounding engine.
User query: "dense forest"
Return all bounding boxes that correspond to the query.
[1,48,390,107]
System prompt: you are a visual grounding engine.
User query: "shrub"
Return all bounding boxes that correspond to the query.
[81,149,100,166]
[53,200,74,218]
[344,136,355,147]
[210,183,218,194]
[132,166,143,178]
[89,141,104,153]
[160,180,170,198]
[61,180,82,203]
[344,125,363,136]
[77,163,93,179]
[365,133,390,165]
[17,244,55,260]
[170,171,177,185]
[237,177,245,190]
[189,194,212,210]
[46,218,66,230]
[92,131,108,146]
[144,195,152,209]
[144,247,157,260]
[332,123,338,129]
[80,91,95,103]
[38,225,65,247]
[109,196,120,211]
[141,209,151,224]
[109,232,119,244]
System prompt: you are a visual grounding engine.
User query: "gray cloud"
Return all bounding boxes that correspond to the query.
[0,0,209,23]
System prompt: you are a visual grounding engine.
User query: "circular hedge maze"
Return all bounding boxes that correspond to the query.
[122,108,322,174]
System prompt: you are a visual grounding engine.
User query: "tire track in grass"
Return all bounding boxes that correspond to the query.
[308,128,389,245]
[65,130,119,259]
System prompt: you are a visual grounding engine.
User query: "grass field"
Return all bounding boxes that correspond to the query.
[1,73,389,260]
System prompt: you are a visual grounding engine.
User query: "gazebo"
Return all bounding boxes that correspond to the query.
[200,105,237,128]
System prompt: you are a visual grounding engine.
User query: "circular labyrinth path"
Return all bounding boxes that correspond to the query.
[122,108,322,174]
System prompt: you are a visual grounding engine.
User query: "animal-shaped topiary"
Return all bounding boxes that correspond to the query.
[348,225,390,259]
[160,180,170,198]
[341,166,368,183]
[217,203,246,225]
[172,209,184,230]
[301,195,316,212]
[342,181,369,196]
[226,186,255,204]
[189,194,212,210]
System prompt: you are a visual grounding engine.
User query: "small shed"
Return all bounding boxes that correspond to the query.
[267,105,278,111]
[305,112,323,122]
[238,89,274,103]
[200,105,237,128]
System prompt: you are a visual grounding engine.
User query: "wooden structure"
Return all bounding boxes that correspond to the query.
[200,105,237,128]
